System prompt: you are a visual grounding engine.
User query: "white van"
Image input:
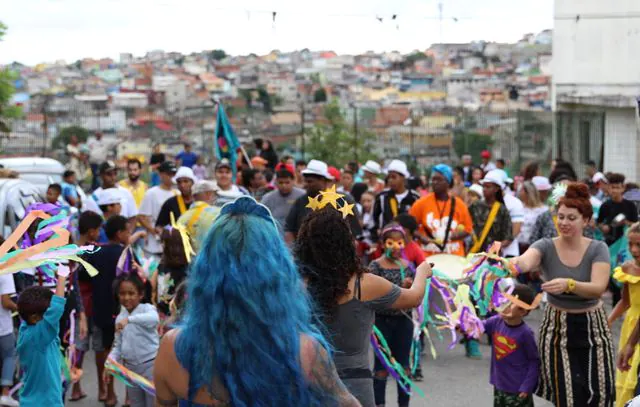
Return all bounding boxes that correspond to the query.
[0,157,87,209]
[0,178,42,238]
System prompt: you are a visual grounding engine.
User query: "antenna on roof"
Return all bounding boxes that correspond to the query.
[438,1,443,44]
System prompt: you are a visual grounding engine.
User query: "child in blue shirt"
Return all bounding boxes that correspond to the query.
[17,265,68,407]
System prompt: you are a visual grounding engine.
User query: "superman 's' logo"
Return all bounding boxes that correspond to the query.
[493,333,517,361]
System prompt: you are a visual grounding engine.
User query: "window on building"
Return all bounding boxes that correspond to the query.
[579,120,591,163]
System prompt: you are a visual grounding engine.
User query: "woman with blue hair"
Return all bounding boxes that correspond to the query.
[153,196,361,406]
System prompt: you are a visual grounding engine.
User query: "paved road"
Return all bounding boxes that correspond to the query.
[72,302,622,406]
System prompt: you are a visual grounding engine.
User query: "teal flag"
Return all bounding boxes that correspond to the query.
[609,227,631,288]
[214,104,241,179]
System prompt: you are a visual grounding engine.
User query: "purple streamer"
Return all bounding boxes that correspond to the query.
[370,336,411,395]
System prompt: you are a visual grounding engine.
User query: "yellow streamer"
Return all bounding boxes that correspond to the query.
[169,212,195,263]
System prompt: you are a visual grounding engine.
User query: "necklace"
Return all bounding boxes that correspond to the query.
[434,195,449,220]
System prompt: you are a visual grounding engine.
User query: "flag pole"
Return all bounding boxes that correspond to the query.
[240,145,253,169]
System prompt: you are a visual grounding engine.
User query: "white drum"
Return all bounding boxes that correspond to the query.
[426,253,470,281]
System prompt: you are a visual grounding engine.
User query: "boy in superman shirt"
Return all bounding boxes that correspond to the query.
[484,284,540,407]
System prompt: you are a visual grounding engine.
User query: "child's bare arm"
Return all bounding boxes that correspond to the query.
[55,265,69,298]
[1,295,16,312]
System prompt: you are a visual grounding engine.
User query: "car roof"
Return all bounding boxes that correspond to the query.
[0,157,65,174]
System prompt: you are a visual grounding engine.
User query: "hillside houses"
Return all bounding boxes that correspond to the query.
[2,29,553,160]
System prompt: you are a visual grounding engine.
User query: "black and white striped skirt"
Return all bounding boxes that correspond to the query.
[537,305,615,407]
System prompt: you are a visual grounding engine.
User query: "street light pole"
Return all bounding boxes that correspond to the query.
[352,103,358,163]
[410,112,415,164]
[300,101,305,161]
[41,95,51,157]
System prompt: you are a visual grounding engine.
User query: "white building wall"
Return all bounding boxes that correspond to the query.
[553,0,640,180]
[603,108,640,181]
[553,0,640,104]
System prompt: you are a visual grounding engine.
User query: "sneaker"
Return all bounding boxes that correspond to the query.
[0,395,19,407]
[465,339,482,359]
[413,368,424,382]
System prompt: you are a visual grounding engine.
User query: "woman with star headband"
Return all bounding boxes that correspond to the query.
[296,209,432,407]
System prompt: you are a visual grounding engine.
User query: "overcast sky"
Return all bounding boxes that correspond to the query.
[1,0,554,65]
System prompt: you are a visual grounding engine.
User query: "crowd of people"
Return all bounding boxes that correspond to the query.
[5,137,640,407]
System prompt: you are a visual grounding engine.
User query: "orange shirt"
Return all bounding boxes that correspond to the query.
[409,193,473,257]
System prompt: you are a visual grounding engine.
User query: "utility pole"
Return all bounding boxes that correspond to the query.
[41,95,51,157]
[410,112,415,164]
[438,2,444,45]
[352,103,359,163]
[300,101,305,161]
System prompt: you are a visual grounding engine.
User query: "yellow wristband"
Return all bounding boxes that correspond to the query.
[566,278,576,293]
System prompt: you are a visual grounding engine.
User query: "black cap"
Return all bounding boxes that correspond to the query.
[99,161,117,175]
[158,161,177,174]
[215,159,232,170]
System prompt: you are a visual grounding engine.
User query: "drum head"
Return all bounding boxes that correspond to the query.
[426,254,470,281]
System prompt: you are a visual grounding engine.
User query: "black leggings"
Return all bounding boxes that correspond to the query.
[373,314,413,407]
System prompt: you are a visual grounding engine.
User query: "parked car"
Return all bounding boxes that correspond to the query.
[0,157,87,209]
[0,157,64,194]
[0,178,42,239]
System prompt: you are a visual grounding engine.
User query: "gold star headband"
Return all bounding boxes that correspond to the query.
[305,185,355,219]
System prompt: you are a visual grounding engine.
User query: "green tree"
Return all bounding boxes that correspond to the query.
[0,22,21,133]
[404,51,429,65]
[210,49,227,61]
[453,131,493,163]
[313,88,327,103]
[305,99,378,167]
[238,89,253,108]
[271,93,284,107]
[256,86,272,113]
[310,72,322,85]
[52,125,89,149]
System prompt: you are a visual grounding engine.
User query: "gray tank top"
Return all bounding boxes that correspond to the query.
[530,238,610,310]
[325,276,401,374]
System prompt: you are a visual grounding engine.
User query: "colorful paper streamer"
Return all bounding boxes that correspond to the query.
[105,357,156,396]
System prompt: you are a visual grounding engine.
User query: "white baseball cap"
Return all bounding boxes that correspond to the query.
[386,159,410,178]
[193,180,218,195]
[592,172,608,184]
[96,188,122,206]
[301,159,333,180]
[532,176,552,191]
[480,169,506,189]
[468,184,484,197]
[173,166,197,183]
[361,160,382,175]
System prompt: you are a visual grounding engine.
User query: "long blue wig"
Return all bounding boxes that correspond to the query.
[176,197,334,406]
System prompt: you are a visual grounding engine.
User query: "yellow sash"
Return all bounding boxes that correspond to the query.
[174,191,187,215]
[186,203,208,233]
[552,215,560,235]
[390,197,399,218]
[470,202,501,254]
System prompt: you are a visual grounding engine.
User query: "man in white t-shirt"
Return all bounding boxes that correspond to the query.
[84,161,138,221]
[480,150,497,174]
[87,132,117,190]
[138,161,177,258]
[489,169,524,257]
[0,274,18,406]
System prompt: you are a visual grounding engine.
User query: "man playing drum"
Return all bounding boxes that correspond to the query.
[410,164,473,258]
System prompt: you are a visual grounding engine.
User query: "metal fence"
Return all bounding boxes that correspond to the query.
[0,104,606,177]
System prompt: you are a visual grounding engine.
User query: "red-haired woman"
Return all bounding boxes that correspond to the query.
[512,183,614,407]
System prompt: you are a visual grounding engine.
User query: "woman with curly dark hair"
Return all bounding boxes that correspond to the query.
[296,208,432,407]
